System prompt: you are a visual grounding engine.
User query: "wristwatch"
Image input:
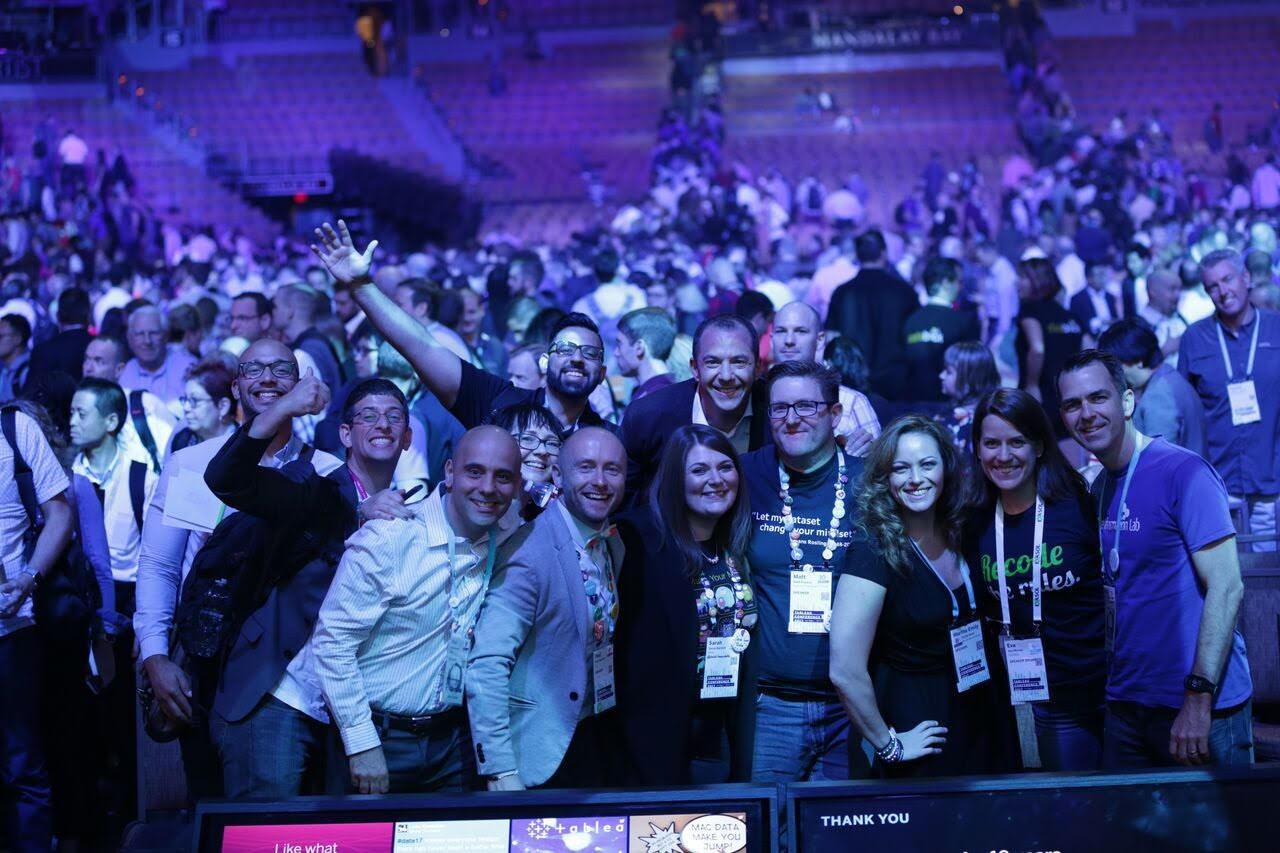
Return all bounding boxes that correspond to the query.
[1184,674,1217,696]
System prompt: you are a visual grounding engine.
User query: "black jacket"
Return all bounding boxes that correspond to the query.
[613,506,757,784]
[825,267,919,399]
[30,327,91,381]
[1069,289,1122,337]
[204,424,358,723]
[619,378,771,504]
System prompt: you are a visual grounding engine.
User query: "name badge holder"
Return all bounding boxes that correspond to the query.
[1097,434,1148,657]
[1217,317,1262,426]
[701,636,741,699]
[592,644,616,714]
[439,533,497,708]
[781,451,847,635]
[995,496,1050,767]
[699,555,752,699]
[912,541,990,693]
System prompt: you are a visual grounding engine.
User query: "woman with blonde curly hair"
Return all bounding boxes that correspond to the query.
[830,415,1000,777]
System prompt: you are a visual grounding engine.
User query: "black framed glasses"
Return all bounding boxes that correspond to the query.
[547,340,604,362]
[350,408,407,427]
[767,400,834,420]
[179,395,214,409]
[516,432,562,453]
[237,361,298,380]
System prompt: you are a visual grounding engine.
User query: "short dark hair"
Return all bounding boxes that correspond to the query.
[233,292,272,317]
[823,337,870,393]
[1097,319,1162,369]
[341,377,408,425]
[1017,257,1064,302]
[692,313,759,360]
[0,313,32,347]
[855,229,887,263]
[91,334,128,364]
[485,401,564,436]
[1057,348,1128,397]
[617,307,676,361]
[76,377,127,434]
[734,290,774,323]
[592,248,620,284]
[764,359,840,406]
[58,287,91,327]
[922,256,961,295]
[549,311,601,346]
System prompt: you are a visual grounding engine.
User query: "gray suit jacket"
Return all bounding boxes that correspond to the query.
[465,502,624,787]
[1136,363,1206,459]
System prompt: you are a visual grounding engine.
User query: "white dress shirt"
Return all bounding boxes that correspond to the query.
[692,389,754,456]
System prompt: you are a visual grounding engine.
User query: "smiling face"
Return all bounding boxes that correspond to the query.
[770,302,825,364]
[340,393,412,466]
[232,339,299,417]
[683,443,739,529]
[1058,362,1133,459]
[127,311,166,368]
[1203,259,1252,322]
[768,375,840,469]
[512,419,560,486]
[977,414,1040,496]
[692,325,756,419]
[544,326,605,401]
[445,427,521,538]
[553,427,626,526]
[889,431,945,516]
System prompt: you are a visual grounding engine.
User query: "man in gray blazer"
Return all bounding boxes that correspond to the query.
[467,427,626,790]
[1099,320,1206,457]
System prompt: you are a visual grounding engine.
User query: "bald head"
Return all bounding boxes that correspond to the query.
[556,427,626,525]
[772,301,826,363]
[455,424,522,471]
[446,426,522,538]
[1145,269,1182,316]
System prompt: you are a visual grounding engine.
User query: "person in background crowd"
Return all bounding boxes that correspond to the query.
[938,341,1002,452]
[734,290,775,346]
[615,307,676,402]
[468,427,627,790]
[274,284,345,410]
[903,257,981,403]
[1058,350,1253,769]
[1179,249,1280,552]
[622,314,769,502]
[1070,261,1122,346]
[81,335,177,473]
[313,425,523,794]
[1015,258,1083,440]
[119,306,197,416]
[394,278,473,365]
[1098,320,1204,458]
[169,361,238,459]
[205,374,413,798]
[29,286,91,382]
[505,343,545,392]
[1138,268,1190,361]
[965,389,1106,770]
[485,402,563,520]
[974,240,1019,358]
[0,314,31,403]
[444,287,506,375]
[742,361,863,783]
[615,424,756,785]
[371,340,460,494]
[228,293,273,344]
[825,229,918,399]
[772,301,880,453]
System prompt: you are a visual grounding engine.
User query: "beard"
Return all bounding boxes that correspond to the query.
[546,365,596,400]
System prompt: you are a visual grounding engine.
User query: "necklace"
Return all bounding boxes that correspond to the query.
[779,448,847,570]
[697,553,753,653]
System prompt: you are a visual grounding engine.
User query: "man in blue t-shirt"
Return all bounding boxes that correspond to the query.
[1058,350,1253,769]
[741,361,865,782]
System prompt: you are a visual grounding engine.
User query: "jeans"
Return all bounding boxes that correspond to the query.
[1231,494,1278,552]
[210,695,331,798]
[1033,700,1104,771]
[378,716,473,794]
[1103,699,1254,770]
[750,692,852,783]
[0,627,52,853]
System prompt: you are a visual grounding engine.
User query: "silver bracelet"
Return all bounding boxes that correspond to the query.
[874,728,904,764]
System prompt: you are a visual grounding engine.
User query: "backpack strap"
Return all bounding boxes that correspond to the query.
[1,406,40,529]
[128,459,148,532]
[129,390,161,471]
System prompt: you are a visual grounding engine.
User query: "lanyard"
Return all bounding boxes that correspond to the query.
[349,470,370,502]
[1215,315,1260,381]
[995,494,1045,631]
[1098,433,1148,583]
[911,539,976,625]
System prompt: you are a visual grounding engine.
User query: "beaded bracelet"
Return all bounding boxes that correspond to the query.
[874,728,904,764]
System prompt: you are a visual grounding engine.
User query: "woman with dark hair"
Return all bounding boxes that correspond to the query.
[485,402,564,519]
[830,416,998,777]
[938,340,1002,452]
[1014,257,1083,434]
[168,360,236,459]
[964,388,1105,770]
[823,336,891,423]
[614,424,757,785]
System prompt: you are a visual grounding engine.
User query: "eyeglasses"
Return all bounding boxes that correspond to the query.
[767,400,834,420]
[238,361,298,380]
[179,395,213,409]
[516,432,562,453]
[547,340,604,362]
[350,408,406,427]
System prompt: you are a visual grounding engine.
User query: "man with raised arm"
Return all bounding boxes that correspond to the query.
[311,221,611,435]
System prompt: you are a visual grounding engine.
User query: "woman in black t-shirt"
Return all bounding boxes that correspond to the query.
[1014,258,1083,438]
[831,416,999,778]
[614,424,757,785]
[965,388,1106,771]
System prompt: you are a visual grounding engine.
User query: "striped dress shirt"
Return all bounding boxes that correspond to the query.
[311,487,515,756]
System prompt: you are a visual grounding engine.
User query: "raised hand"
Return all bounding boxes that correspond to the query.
[310,220,379,286]
[277,368,331,418]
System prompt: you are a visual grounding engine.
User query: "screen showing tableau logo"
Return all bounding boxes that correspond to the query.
[511,816,628,852]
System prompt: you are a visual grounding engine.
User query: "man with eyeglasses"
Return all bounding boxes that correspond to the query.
[83,335,177,475]
[134,340,345,800]
[310,221,611,437]
[201,374,416,798]
[119,305,196,417]
[227,293,273,344]
[740,360,866,783]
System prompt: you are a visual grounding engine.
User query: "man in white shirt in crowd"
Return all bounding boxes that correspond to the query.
[118,306,197,418]
[311,425,522,794]
[1139,269,1191,362]
[83,335,176,471]
[57,129,89,193]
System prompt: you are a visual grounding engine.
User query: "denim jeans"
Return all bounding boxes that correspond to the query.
[1033,700,1104,771]
[379,717,473,793]
[0,627,52,853]
[750,692,852,783]
[1103,699,1254,770]
[210,695,331,798]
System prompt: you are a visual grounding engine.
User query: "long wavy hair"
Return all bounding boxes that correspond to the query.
[649,424,752,579]
[857,415,967,575]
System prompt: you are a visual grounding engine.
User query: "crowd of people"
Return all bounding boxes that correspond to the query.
[2,35,1280,853]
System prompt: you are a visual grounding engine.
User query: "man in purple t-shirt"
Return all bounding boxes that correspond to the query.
[1058,350,1253,769]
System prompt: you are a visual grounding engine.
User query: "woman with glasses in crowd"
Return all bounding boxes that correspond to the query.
[938,340,1002,453]
[167,360,237,459]
[614,424,756,785]
[963,388,1105,770]
[831,416,998,777]
[487,402,564,520]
